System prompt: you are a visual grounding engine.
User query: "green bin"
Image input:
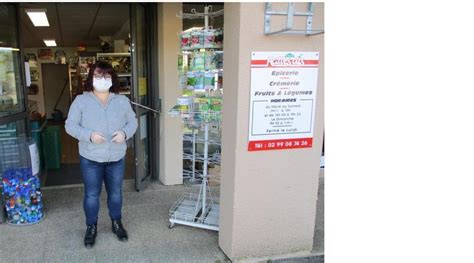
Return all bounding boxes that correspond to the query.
[42,125,61,170]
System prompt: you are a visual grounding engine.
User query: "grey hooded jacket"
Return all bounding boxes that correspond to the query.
[65,92,138,163]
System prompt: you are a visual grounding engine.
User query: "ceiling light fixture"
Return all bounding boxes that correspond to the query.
[43,39,57,47]
[25,9,50,27]
[0,47,20,52]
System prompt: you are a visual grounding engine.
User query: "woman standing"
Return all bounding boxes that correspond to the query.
[65,61,138,248]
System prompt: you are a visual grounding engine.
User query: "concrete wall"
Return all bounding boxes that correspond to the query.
[40,63,69,119]
[157,3,183,185]
[24,46,105,118]
[219,3,324,261]
[25,47,77,116]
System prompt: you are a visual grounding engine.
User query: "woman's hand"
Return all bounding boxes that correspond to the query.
[90,131,106,144]
[111,130,126,143]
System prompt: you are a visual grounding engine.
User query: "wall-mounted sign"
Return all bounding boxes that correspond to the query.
[24,62,31,87]
[248,51,319,151]
[37,49,53,60]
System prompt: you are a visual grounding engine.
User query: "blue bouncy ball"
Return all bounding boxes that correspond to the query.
[2,167,44,225]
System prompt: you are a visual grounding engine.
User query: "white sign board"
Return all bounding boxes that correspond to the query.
[248,51,319,151]
[24,62,31,87]
[29,143,40,175]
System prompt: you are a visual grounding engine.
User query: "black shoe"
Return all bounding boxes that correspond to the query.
[84,224,97,249]
[112,219,128,242]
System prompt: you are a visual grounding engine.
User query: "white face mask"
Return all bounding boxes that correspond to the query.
[93,78,112,92]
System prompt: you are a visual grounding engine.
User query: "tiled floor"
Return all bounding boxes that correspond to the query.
[41,123,135,186]
[42,162,135,187]
[0,171,324,262]
[42,163,83,186]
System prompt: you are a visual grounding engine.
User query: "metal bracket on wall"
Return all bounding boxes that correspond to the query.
[264,2,324,36]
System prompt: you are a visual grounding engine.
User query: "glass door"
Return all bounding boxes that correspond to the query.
[0,3,29,141]
[130,3,158,191]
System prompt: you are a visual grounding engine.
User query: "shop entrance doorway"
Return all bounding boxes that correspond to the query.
[7,3,158,190]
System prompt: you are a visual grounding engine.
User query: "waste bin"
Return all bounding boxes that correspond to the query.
[0,137,44,225]
[42,125,61,170]
[0,122,19,223]
[0,192,4,223]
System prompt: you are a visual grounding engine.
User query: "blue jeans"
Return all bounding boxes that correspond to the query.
[80,156,125,225]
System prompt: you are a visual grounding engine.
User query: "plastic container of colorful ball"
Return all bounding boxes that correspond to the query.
[0,137,44,225]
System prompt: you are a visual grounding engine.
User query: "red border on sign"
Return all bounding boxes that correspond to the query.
[248,138,313,151]
[251,59,319,68]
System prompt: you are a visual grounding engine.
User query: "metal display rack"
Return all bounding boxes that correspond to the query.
[168,110,221,231]
[169,6,223,231]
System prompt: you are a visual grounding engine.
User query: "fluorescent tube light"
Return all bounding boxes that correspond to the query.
[0,47,20,51]
[26,9,50,27]
[43,39,57,47]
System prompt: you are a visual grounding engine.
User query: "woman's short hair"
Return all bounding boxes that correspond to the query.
[83,61,120,93]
